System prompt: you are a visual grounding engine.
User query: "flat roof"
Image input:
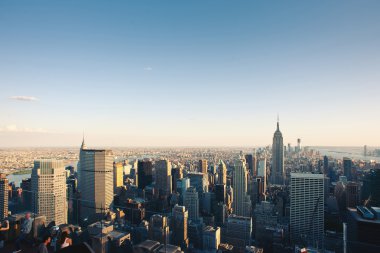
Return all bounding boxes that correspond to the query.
[347,207,380,224]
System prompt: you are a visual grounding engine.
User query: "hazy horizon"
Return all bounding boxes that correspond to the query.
[1,1,379,147]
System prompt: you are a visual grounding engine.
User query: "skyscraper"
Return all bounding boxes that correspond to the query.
[218,160,227,185]
[343,157,352,181]
[224,215,252,250]
[232,157,251,217]
[271,119,284,185]
[155,159,172,197]
[199,159,208,175]
[148,214,169,244]
[203,226,221,251]
[78,139,114,222]
[137,160,153,190]
[171,205,189,249]
[0,174,8,221]
[290,173,324,248]
[346,181,359,208]
[257,158,267,192]
[171,166,183,192]
[184,186,199,221]
[31,159,67,225]
[323,156,329,177]
[113,161,124,191]
[245,154,255,176]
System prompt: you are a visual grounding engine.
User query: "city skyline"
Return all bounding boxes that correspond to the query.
[1,1,380,147]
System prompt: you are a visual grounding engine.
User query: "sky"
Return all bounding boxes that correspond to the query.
[0,1,380,147]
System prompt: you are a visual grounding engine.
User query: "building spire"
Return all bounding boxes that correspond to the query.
[81,130,87,150]
[277,114,280,131]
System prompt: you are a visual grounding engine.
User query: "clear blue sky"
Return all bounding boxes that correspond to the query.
[0,1,379,147]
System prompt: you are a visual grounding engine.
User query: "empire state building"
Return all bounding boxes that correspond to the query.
[271,119,284,185]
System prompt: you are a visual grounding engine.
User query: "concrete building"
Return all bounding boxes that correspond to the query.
[184,187,199,221]
[218,160,227,185]
[203,226,221,252]
[257,158,267,194]
[199,159,208,175]
[31,159,67,225]
[187,172,208,194]
[113,162,124,191]
[149,214,169,244]
[171,166,183,193]
[88,221,131,253]
[155,159,172,197]
[176,178,190,205]
[0,174,8,221]
[78,139,114,222]
[232,157,251,217]
[343,157,353,181]
[346,181,360,208]
[253,201,279,252]
[290,173,324,248]
[347,206,380,253]
[223,215,252,250]
[138,160,153,190]
[170,205,189,249]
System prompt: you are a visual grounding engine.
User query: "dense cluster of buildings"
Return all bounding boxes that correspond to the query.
[0,121,380,253]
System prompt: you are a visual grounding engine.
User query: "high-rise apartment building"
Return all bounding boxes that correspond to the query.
[290,173,324,248]
[155,159,172,197]
[31,159,67,225]
[0,174,8,221]
[184,187,199,221]
[271,120,284,185]
[171,205,189,249]
[232,157,251,217]
[78,139,114,222]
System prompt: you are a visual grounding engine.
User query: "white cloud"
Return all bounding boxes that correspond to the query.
[144,66,153,71]
[0,125,50,133]
[9,96,39,102]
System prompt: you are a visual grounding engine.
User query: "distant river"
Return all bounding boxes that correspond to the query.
[7,173,31,187]
[311,146,379,162]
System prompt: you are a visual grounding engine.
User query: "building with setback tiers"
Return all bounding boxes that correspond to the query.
[271,119,284,185]
[232,157,251,217]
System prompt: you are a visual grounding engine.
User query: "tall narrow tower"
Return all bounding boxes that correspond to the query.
[271,118,284,185]
[218,160,227,185]
[232,156,251,217]
[0,174,8,221]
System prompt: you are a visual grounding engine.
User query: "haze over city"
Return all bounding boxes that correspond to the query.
[1,1,380,147]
